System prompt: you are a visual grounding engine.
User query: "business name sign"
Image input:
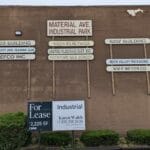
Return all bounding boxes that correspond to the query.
[28,102,52,131]
[0,47,35,53]
[106,59,150,65]
[48,54,94,61]
[105,38,150,44]
[49,41,94,47]
[106,66,150,72]
[52,101,85,131]
[0,40,35,46]
[0,54,35,60]
[48,48,93,55]
[47,20,92,36]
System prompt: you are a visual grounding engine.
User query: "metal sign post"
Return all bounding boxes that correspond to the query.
[27,60,31,100]
[109,44,116,95]
[72,131,75,150]
[143,44,150,95]
[86,36,91,98]
[52,36,56,99]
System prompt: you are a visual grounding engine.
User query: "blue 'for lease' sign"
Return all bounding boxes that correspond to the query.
[27,102,52,131]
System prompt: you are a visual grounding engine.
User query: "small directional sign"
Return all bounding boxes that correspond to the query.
[0,47,35,53]
[106,59,150,65]
[0,54,35,60]
[48,54,94,61]
[48,48,93,55]
[49,41,94,47]
[106,66,150,72]
[105,38,150,44]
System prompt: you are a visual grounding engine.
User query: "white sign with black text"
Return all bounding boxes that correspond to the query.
[0,40,35,46]
[106,66,150,72]
[49,41,94,47]
[105,38,150,44]
[0,54,35,60]
[48,48,93,55]
[106,59,150,65]
[52,100,85,131]
[47,20,92,36]
[48,54,94,60]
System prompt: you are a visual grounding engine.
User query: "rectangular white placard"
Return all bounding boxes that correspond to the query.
[49,41,94,47]
[47,20,92,36]
[48,54,94,60]
[106,66,150,72]
[0,47,35,53]
[0,40,35,46]
[105,38,150,44]
[106,59,150,65]
[52,100,85,131]
[48,48,93,55]
[0,54,35,60]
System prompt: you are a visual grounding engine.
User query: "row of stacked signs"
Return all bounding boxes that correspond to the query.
[105,38,150,72]
[0,40,35,60]
[105,38,150,95]
[47,20,94,60]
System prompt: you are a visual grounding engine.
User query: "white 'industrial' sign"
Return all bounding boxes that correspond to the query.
[105,38,150,44]
[52,100,85,131]
[48,48,93,55]
[47,20,92,36]
[0,54,35,60]
[0,47,36,53]
[48,54,94,61]
[0,40,35,46]
[49,41,94,47]
[106,66,150,72]
[106,59,150,65]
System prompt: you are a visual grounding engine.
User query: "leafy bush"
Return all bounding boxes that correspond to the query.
[127,129,150,145]
[0,112,31,150]
[40,132,72,146]
[80,130,119,147]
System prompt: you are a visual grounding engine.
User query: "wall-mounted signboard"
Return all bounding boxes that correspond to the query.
[106,66,150,72]
[52,100,85,131]
[0,54,35,60]
[48,48,93,55]
[47,20,92,36]
[49,41,94,47]
[0,47,35,53]
[0,40,35,46]
[48,54,94,61]
[28,102,52,131]
[106,59,150,65]
[105,38,150,44]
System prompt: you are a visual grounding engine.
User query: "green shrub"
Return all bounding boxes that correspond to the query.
[0,112,31,150]
[127,129,150,145]
[80,130,119,147]
[40,132,72,146]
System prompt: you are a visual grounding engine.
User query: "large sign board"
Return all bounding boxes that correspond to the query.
[28,102,52,131]
[105,38,150,44]
[106,66,150,72]
[0,47,35,53]
[48,48,93,55]
[0,54,35,60]
[52,100,85,131]
[48,54,94,61]
[47,20,92,36]
[49,41,94,47]
[106,59,150,65]
[0,40,35,46]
